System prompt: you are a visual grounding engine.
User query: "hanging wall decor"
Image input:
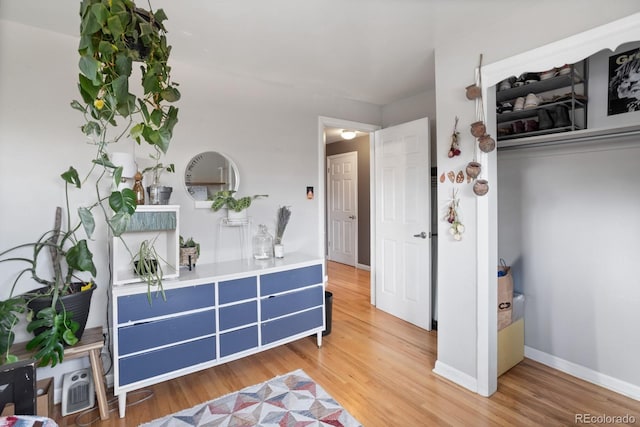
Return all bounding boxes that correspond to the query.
[445,189,465,241]
[448,116,461,158]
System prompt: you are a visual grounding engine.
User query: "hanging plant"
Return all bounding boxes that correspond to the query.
[444,189,465,241]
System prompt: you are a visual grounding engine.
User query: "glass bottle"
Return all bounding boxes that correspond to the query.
[252,224,273,260]
[133,171,145,205]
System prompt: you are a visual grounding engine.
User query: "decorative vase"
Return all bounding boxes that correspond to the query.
[466,161,482,179]
[252,224,274,260]
[470,121,486,138]
[274,243,284,259]
[473,179,490,196]
[26,282,97,341]
[478,134,496,153]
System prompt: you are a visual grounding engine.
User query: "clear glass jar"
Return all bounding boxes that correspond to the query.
[252,224,273,260]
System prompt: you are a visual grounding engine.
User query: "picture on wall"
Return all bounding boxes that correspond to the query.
[607,48,640,115]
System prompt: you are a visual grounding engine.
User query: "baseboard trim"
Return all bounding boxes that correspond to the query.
[433,360,478,393]
[524,346,640,401]
[356,263,370,271]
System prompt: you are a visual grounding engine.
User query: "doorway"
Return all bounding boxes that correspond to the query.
[327,151,358,267]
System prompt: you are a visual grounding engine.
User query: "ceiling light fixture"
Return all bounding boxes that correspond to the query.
[341,130,357,140]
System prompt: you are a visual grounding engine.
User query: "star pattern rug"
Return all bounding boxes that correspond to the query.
[140,369,363,427]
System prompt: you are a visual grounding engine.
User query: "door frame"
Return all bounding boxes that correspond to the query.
[327,151,358,267]
[318,116,380,305]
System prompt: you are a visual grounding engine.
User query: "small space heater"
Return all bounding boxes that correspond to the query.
[61,368,95,416]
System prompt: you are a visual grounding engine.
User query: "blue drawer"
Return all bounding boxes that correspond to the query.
[261,286,323,320]
[260,264,322,295]
[261,307,323,345]
[118,310,216,355]
[219,277,257,304]
[219,326,258,358]
[118,336,216,386]
[117,284,215,323]
[219,301,257,331]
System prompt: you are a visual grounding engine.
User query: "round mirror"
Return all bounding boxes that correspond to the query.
[184,152,239,202]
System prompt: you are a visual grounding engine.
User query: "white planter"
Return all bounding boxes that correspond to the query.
[227,209,248,224]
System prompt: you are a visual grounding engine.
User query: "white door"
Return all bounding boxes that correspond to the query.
[374,118,431,330]
[327,152,358,266]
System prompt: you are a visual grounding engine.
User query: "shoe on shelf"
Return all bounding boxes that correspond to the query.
[498,76,516,91]
[557,64,572,75]
[539,68,557,80]
[554,105,571,127]
[524,93,542,109]
[513,97,525,111]
[537,109,554,130]
[524,120,539,132]
[497,102,513,113]
[511,120,525,134]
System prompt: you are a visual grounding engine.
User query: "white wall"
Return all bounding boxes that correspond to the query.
[431,0,640,393]
[0,19,381,392]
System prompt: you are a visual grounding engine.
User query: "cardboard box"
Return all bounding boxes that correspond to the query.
[36,377,54,418]
[498,318,524,376]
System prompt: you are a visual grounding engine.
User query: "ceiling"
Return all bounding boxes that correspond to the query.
[0,0,436,106]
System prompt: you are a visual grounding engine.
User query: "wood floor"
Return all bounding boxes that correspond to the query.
[53,261,640,426]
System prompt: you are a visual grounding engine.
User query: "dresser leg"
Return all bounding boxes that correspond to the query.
[316,331,322,347]
[118,392,127,418]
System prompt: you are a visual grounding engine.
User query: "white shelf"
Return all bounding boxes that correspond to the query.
[112,205,180,286]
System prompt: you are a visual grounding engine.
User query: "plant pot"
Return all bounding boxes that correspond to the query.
[478,134,496,153]
[134,259,158,275]
[146,185,173,205]
[227,209,248,224]
[25,282,96,341]
[465,84,481,100]
[473,179,490,196]
[180,247,198,268]
[466,161,482,179]
[470,121,486,138]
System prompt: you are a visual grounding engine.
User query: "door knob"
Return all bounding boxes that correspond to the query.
[413,231,427,239]
[348,215,356,219]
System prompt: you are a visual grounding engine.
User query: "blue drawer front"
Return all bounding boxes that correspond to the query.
[260,264,322,295]
[117,284,215,323]
[119,336,216,386]
[219,301,257,331]
[219,326,258,358]
[261,286,323,320]
[118,310,216,355]
[219,277,257,304]
[262,307,323,345]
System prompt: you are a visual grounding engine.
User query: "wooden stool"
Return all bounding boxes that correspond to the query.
[12,327,109,420]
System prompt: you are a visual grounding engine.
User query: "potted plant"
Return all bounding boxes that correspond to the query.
[210,190,268,223]
[0,0,181,367]
[142,152,175,205]
[133,238,166,303]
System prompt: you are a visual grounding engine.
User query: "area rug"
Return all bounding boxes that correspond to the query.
[139,369,363,427]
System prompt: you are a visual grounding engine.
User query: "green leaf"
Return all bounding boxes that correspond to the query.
[163,105,179,136]
[90,2,109,26]
[160,86,181,102]
[211,198,226,211]
[70,100,86,112]
[79,55,101,84]
[4,354,18,364]
[80,7,101,34]
[98,40,117,59]
[139,21,153,37]
[115,53,132,77]
[78,73,100,103]
[109,189,136,215]
[61,167,81,188]
[78,207,96,239]
[107,14,125,40]
[149,108,163,127]
[109,211,132,236]
[130,123,144,141]
[113,166,123,187]
[154,9,168,24]
[66,240,97,276]
[81,121,102,137]
[62,329,79,346]
[112,75,129,109]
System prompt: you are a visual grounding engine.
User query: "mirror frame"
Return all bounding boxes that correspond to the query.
[184,151,240,208]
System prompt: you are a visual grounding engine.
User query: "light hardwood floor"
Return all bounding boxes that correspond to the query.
[53,261,640,426]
